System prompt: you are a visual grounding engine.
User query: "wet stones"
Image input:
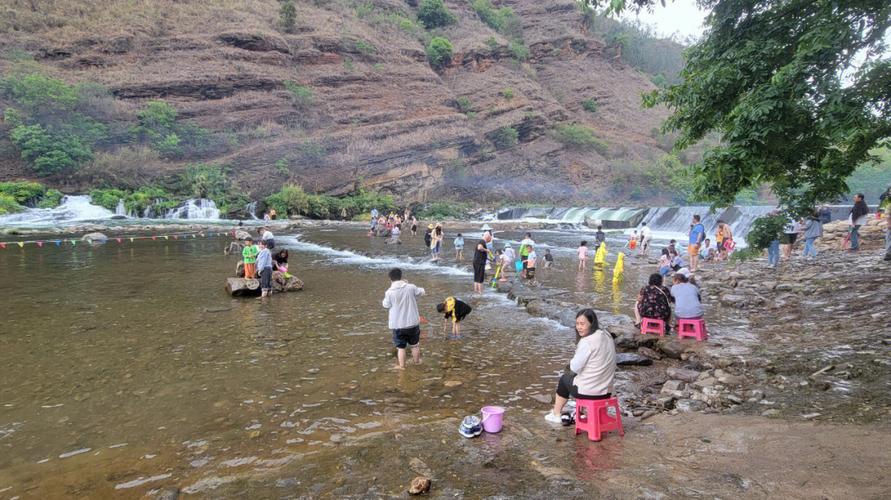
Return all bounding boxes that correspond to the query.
[408,476,431,495]
[656,338,688,359]
[666,367,701,383]
[616,353,653,366]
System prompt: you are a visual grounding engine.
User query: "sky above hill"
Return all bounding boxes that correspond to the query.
[622,0,707,41]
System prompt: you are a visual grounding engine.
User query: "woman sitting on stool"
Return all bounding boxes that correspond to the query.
[545,308,616,424]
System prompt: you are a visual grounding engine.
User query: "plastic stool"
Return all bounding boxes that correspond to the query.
[677,318,707,341]
[640,318,665,336]
[575,397,624,441]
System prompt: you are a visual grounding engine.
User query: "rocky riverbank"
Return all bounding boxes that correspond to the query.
[492,242,891,424]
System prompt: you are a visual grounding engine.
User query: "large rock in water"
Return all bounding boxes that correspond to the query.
[225,272,304,296]
[82,232,108,244]
[234,230,252,240]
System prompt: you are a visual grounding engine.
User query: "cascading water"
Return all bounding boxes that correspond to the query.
[0,195,114,226]
[245,201,259,220]
[115,199,127,217]
[164,199,221,220]
[636,206,774,243]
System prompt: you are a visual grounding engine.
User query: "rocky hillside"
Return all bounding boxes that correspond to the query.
[0,0,677,205]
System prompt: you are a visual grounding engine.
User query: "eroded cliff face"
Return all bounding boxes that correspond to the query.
[0,0,671,203]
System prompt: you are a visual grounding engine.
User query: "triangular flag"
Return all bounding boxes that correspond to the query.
[116,238,122,244]
[200,233,205,237]
[192,234,196,238]
[71,240,76,246]
[54,240,61,247]
[0,242,5,249]
[36,241,44,247]
[152,236,157,241]
[173,235,178,240]
[18,242,24,248]
[130,238,134,243]
[163,235,169,240]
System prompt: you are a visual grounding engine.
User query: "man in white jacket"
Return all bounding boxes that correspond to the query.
[382,268,426,369]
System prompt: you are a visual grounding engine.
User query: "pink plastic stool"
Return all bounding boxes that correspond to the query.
[677,318,707,341]
[640,318,665,336]
[575,397,624,441]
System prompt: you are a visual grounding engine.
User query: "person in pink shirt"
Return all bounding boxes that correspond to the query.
[577,240,589,271]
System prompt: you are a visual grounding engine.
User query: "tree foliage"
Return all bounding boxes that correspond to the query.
[417,0,456,29]
[639,0,891,214]
[426,37,453,70]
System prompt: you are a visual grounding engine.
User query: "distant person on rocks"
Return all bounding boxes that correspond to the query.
[453,233,465,261]
[884,205,891,261]
[436,296,473,337]
[260,227,275,250]
[634,273,673,332]
[658,248,672,276]
[700,239,713,262]
[473,231,494,293]
[544,309,616,425]
[688,214,706,272]
[519,233,535,278]
[502,243,515,272]
[667,239,679,258]
[848,193,870,252]
[256,239,274,299]
[670,271,703,323]
[595,226,606,248]
[543,248,554,269]
[577,240,589,270]
[431,224,443,261]
[628,230,638,251]
[411,216,418,237]
[780,217,800,259]
[638,223,652,256]
[269,208,277,220]
[525,246,537,280]
[718,222,735,259]
[801,212,823,259]
[242,237,258,279]
[371,208,379,220]
[382,268,425,369]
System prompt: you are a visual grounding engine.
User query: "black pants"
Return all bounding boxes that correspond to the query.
[259,267,273,291]
[556,371,611,400]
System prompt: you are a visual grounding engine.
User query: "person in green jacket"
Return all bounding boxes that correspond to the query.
[242,237,258,279]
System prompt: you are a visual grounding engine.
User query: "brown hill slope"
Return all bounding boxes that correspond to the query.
[0,0,673,204]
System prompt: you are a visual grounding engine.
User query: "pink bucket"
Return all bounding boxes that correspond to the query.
[480,406,505,433]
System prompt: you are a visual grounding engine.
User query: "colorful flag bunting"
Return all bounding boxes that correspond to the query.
[36,241,44,247]
[18,242,24,248]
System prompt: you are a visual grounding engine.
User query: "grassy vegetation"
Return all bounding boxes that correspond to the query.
[416,201,470,219]
[456,96,473,113]
[552,123,608,154]
[472,0,522,39]
[582,98,598,113]
[283,81,314,108]
[490,126,519,149]
[265,185,394,219]
[426,37,453,70]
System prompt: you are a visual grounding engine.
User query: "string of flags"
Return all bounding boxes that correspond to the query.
[0,230,238,250]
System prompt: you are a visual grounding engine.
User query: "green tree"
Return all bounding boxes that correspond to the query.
[279,0,297,33]
[417,0,456,29]
[635,0,891,214]
[426,37,453,70]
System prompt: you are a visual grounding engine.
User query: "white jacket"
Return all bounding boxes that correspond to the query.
[569,329,616,396]
[382,280,425,329]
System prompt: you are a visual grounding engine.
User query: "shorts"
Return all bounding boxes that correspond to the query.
[259,267,273,290]
[780,233,797,245]
[526,267,536,279]
[556,372,612,400]
[392,325,420,349]
[473,262,486,284]
[687,243,700,257]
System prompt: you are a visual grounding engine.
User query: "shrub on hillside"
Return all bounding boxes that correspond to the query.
[416,201,470,219]
[582,98,598,113]
[552,124,608,154]
[417,0,456,29]
[265,184,310,216]
[284,81,314,109]
[132,100,216,159]
[509,40,529,61]
[472,0,522,38]
[279,0,297,33]
[490,126,519,149]
[0,194,22,215]
[456,96,473,113]
[76,146,165,190]
[426,37,453,70]
[0,180,47,206]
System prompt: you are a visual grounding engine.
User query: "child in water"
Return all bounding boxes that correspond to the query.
[242,237,258,279]
[437,297,473,337]
[543,248,553,268]
[454,233,464,261]
[577,240,589,270]
[525,246,537,279]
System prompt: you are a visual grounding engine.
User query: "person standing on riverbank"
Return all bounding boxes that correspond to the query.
[256,240,273,298]
[781,217,800,260]
[382,268,425,370]
[410,216,418,237]
[849,193,870,252]
[688,214,706,272]
[801,212,823,259]
[473,231,493,293]
[431,224,444,261]
[242,237,258,279]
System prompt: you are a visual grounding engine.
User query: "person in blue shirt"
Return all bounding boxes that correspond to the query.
[688,214,706,272]
[256,239,274,298]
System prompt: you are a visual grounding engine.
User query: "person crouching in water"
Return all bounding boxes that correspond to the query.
[545,308,616,425]
[436,296,473,337]
[256,239,274,298]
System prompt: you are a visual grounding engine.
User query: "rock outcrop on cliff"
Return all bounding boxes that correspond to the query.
[0,0,673,203]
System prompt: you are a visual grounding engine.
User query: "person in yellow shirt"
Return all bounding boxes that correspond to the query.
[436,296,473,337]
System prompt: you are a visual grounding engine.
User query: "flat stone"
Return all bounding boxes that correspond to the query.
[666,367,700,383]
[693,377,717,389]
[656,338,687,359]
[638,346,662,360]
[662,380,686,392]
[675,399,706,413]
[616,353,653,366]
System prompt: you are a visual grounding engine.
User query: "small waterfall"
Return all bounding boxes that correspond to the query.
[637,206,775,242]
[496,206,649,227]
[115,199,127,217]
[0,195,114,226]
[245,201,259,220]
[165,199,221,220]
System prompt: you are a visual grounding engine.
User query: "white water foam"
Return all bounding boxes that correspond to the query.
[278,236,472,277]
[0,195,113,226]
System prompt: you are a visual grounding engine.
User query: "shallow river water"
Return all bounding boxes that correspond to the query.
[1,223,686,497]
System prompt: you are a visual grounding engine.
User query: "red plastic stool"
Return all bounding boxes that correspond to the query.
[677,318,707,341]
[575,397,624,441]
[640,318,665,336]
